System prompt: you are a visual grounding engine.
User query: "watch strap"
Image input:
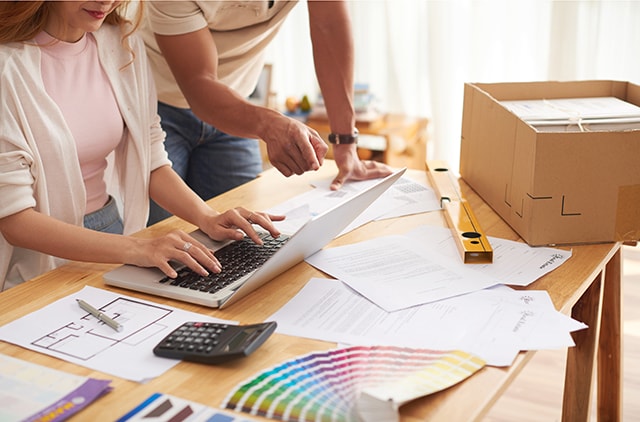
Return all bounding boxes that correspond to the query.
[328,129,359,145]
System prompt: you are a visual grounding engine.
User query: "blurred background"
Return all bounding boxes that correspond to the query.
[265,0,640,172]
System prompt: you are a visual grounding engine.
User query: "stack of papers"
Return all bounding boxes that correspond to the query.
[269,279,584,367]
[266,174,439,236]
[0,353,112,422]
[268,225,580,366]
[305,225,572,312]
[500,96,640,131]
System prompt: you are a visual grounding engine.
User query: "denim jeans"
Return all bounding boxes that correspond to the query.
[148,102,263,225]
[84,196,124,234]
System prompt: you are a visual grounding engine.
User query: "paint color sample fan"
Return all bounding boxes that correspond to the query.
[222,345,485,422]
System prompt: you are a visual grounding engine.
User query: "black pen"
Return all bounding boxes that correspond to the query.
[76,299,123,332]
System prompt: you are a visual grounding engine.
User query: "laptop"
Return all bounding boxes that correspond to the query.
[103,168,406,309]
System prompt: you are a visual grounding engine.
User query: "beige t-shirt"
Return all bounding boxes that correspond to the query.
[141,0,299,109]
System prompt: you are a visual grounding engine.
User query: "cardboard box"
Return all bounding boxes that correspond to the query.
[459,80,640,246]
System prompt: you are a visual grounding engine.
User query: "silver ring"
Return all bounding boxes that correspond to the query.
[247,212,254,224]
[182,242,192,252]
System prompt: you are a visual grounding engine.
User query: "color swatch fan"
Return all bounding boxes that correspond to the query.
[222,345,485,422]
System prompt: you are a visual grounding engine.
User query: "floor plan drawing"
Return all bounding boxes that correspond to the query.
[0,286,232,382]
[32,297,173,361]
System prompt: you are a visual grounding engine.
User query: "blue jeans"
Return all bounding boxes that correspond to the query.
[148,102,263,225]
[84,196,124,234]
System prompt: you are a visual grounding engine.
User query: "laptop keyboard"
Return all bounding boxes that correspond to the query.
[159,232,290,294]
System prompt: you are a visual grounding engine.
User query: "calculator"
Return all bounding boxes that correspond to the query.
[153,321,277,364]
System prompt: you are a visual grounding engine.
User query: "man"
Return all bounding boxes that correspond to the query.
[141,0,392,224]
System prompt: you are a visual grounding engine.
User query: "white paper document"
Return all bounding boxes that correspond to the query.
[0,286,234,383]
[267,175,439,236]
[305,225,571,312]
[406,225,573,286]
[268,278,586,366]
[500,96,640,125]
[305,234,499,312]
[312,175,441,225]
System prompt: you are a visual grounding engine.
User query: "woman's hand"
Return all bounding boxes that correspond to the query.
[0,206,283,281]
[127,230,222,279]
[198,207,286,246]
[136,207,285,279]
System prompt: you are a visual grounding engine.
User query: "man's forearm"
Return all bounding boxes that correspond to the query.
[309,0,356,134]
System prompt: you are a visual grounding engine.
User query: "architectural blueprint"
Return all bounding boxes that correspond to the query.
[0,286,233,382]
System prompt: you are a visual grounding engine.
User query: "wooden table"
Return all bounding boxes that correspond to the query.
[0,162,621,421]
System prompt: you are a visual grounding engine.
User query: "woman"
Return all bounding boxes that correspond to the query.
[0,1,283,290]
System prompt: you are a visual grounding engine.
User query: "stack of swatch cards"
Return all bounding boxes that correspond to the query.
[222,345,485,422]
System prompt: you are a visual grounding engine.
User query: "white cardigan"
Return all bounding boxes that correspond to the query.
[0,24,171,290]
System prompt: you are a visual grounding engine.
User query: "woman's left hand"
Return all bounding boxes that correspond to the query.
[199,207,285,245]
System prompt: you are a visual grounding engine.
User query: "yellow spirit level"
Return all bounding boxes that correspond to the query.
[426,160,493,264]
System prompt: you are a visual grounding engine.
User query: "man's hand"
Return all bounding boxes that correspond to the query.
[156,29,327,179]
[330,144,393,190]
[261,115,328,177]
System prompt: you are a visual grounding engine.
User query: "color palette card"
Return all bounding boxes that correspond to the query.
[222,346,485,422]
[0,353,112,422]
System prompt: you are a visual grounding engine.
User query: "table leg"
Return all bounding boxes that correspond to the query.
[562,270,603,421]
[597,248,623,421]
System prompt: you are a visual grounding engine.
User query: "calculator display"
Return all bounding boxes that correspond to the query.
[228,327,258,350]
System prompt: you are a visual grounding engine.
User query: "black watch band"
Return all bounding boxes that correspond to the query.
[328,129,359,145]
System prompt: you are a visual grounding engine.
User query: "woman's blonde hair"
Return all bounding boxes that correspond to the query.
[0,1,143,62]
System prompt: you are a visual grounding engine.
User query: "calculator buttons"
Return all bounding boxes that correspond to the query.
[153,321,277,364]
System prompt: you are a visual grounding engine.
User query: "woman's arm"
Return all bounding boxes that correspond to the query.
[0,207,218,279]
[148,165,285,246]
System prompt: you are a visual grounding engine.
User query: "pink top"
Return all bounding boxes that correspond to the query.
[36,31,124,214]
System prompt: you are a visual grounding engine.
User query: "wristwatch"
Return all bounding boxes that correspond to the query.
[328,128,359,145]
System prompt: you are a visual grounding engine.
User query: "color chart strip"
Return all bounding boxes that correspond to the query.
[222,346,485,422]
